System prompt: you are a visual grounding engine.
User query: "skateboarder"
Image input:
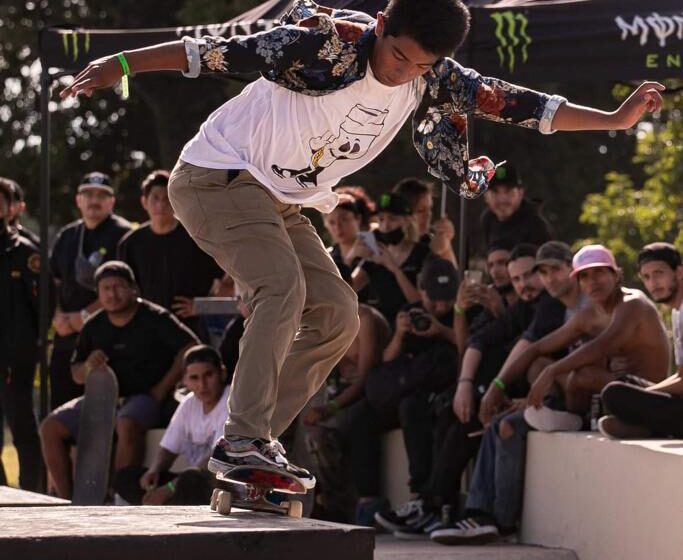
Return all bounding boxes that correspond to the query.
[60,0,663,488]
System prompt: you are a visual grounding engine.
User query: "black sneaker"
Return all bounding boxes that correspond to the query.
[374,499,425,532]
[430,515,499,545]
[393,511,442,540]
[208,436,316,490]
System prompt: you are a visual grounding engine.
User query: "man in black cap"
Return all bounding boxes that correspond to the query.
[39,260,199,499]
[479,163,552,252]
[48,172,131,409]
[0,177,40,247]
[0,179,43,491]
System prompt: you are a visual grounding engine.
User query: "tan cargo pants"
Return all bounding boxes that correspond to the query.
[168,161,360,440]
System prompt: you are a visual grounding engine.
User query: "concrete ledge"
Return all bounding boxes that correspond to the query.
[0,485,70,506]
[0,505,374,560]
[522,432,683,560]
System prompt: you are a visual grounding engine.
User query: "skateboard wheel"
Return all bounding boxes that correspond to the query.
[286,500,303,518]
[210,488,220,511]
[217,491,232,515]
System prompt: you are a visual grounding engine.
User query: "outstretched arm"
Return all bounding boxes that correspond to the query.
[551,82,664,131]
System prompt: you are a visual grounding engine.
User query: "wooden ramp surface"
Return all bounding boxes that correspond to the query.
[0,505,374,560]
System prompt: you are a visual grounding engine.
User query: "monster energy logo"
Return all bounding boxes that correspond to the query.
[60,31,91,62]
[490,12,531,73]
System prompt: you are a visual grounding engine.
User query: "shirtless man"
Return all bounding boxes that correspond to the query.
[514,244,669,430]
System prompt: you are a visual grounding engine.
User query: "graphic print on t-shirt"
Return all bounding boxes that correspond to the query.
[271,103,388,188]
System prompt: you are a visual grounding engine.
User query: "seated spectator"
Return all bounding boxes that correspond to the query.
[344,258,459,526]
[118,170,223,338]
[350,192,430,325]
[377,244,561,538]
[392,177,457,265]
[113,345,230,505]
[522,244,669,430]
[39,261,199,499]
[600,243,683,439]
[479,163,551,252]
[323,194,366,284]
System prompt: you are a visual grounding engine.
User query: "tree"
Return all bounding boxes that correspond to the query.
[577,83,682,283]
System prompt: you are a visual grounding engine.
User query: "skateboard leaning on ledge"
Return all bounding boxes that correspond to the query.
[210,465,306,518]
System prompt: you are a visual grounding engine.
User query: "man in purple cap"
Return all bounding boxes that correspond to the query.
[523,244,670,431]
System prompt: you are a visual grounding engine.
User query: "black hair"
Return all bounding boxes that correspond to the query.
[0,177,18,206]
[392,177,433,213]
[638,242,682,271]
[487,239,515,255]
[335,185,376,229]
[141,169,170,197]
[183,344,223,371]
[383,0,471,57]
[509,243,538,262]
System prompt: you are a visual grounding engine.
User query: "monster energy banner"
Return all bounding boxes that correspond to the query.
[40,0,682,81]
[467,0,682,82]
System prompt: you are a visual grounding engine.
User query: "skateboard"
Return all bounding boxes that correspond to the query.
[72,365,119,505]
[210,465,307,518]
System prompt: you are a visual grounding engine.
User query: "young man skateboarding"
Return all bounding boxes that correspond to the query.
[61,0,664,487]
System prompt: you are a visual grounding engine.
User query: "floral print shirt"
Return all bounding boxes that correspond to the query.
[182,0,565,199]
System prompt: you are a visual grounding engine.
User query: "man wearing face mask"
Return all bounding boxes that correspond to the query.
[0,180,42,491]
[49,172,131,408]
[479,163,551,252]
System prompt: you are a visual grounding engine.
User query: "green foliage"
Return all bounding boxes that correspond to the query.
[577,83,683,283]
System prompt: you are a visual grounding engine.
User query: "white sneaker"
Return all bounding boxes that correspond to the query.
[524,406,583,432]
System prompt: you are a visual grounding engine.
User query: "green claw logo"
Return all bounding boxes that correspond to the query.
[490,11,531,73]
[60,31,91,62]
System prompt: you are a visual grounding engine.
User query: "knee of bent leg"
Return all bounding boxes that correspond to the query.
[330,289,360,343]
[39,415,68,443]
[499,418,516,440]
[116,416,144,442]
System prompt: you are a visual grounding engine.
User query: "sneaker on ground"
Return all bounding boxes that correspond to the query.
[598,415,652,439]
[524,405,583,432]
[393,513,443,540]
[208,435,316,490]
[374,499,425,533]
[430,515,499,545]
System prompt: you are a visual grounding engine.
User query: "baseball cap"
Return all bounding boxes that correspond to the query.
[488,162,521,190]
[637,242,681,271]
[571,244,618,278]
[420,258,459,301]
[94,260,136,287]
[377,192,412,216]
[533,241,573,272]
[78,172,114,195]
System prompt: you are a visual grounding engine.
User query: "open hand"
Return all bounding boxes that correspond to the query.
[60,55,124,99]
[611,81,665,129]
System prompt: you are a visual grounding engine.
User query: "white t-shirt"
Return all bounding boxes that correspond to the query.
[180,64,424,213]
[160,384,230,467]
[673,303,683,367]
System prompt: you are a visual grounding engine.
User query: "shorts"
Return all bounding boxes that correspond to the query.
[51,393,162,443]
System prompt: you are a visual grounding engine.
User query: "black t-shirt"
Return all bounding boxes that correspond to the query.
[480,199,552,251]
[72,299,198,397]
[522,294,566,343]
[362,242,430,325]
[118,222,223,312]
[50,214,131,313]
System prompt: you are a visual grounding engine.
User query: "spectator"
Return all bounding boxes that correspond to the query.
[334,185,376,231]
[524,244,669,430]
[377,244,561,537]
[118,170,223,337]
[323,194,365,284]
[452,242,517,354]
[0,180,42,491]
[113,344,230,505]
[351,192,430,325]
[600,243,683,439]
[49,172,131,408]
[392,177,457,265]
[39,261,198,499]
[347,258,459,525]
[479,163,551,252]
[2,177,40,246]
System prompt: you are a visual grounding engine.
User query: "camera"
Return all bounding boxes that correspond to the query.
[409,308,432,332]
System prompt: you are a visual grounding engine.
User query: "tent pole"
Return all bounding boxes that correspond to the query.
[38,70,52,420]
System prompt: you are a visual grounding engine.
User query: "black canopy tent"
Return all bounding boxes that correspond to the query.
[36,0,682,416]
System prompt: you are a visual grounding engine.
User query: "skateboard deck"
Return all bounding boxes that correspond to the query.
[72,365,118,505]
[210,465,307,518]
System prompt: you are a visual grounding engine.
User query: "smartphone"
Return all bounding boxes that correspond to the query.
[357,231,380,256]
[464,269,483,286]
